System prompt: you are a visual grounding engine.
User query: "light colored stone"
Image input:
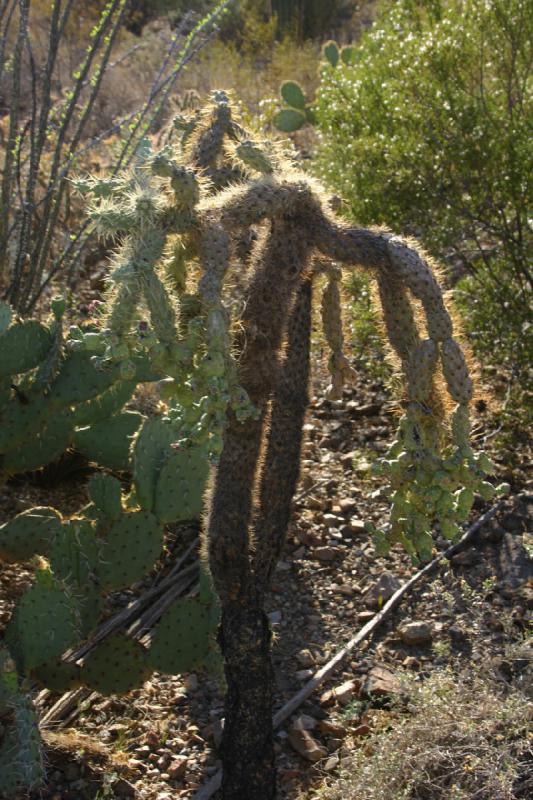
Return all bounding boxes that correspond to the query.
[292,714,317,731]
[288,728,327,762]
[167,756,188,780]
[399,621,433,646]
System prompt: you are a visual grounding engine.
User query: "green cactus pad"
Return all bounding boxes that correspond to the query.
[88,473,123,521]
[280,80,306,110]
[97,510,163,590]
[273,108,306,133]
[72,379,136,426]
[148,597,211,674]
[132,417,176,511]
[323,40,340,67]
[82,635,150,695]
[0,391,52,451]
[0,320,52,378]
[341,45,356,65]
[0,507,62,563]
[5,570,81,671]
[31,658,82,692]
[50,351,121,406]
[154,445,208,523]
[2,412,73,473]
[74,411,144,471]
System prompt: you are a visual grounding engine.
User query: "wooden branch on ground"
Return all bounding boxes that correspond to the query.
[194,500,504,800]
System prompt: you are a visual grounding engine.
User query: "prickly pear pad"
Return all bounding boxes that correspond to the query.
[96,510,163,590]
[74,410,144,472]
[132,417,176,511]
[0,507,62,563]
[5,570,81,671]
[82,635,149,695]
[0,320,52,378]
[148,597,211,674]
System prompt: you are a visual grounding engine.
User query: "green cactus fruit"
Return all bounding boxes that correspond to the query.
[82,635,150,695]
[0,301,13,334]
[0,507,62,563]
[341,45,356,65]
[132,417,176,511]
[154,445,209,524]
[0,320,52,378]
[88,473,123,521]
[323,40,340,68]
[0,696,43,794]
[280,80,306,110]
[31,658,82,692]
[74,411,144,471]
[148,597,211,674]
[273,108,306,133]
[6,570,81,671]
[2,412,74,474]
[97,510,163,590]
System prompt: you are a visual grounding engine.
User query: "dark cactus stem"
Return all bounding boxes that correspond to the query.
[208,215,312,799]
[219,599,275,800]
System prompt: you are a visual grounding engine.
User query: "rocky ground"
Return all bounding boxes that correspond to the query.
[0,363,531,800]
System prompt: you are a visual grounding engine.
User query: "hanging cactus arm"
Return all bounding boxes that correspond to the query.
[253,276,313,593]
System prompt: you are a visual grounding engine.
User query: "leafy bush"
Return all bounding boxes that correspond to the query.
[314,0,533,389]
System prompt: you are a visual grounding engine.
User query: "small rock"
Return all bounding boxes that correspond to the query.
[362,666,401,698]
[292,714,317,731]
[295,649,315,668]
[323,755,339,771]
[167,756,188,780]
[348,519,366,534]
[399,621,433,646]
[320,679,359,707]
[339,498,357,514]
[317,720,348,738]
[112,778,136,797]
[364,572,401,609]
[402,656,420,669]
[314,546,340,561]
[288,728,327,762]
[268,610,282,624]
[352,723,371,737]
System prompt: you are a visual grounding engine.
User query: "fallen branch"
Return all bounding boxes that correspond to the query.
[194,500,504,800]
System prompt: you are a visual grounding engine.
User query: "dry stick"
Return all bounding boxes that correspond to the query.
[194,499,504,800]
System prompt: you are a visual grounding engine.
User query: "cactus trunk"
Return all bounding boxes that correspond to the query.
[219,600,275,800]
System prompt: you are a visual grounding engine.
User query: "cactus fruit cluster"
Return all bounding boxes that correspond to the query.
[0,91,504,797]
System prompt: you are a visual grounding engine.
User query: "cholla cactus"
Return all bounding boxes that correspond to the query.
[0,91,506,798]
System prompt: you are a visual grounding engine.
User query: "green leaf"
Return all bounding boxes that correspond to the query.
[280,80,306,110]
[273,109,306,133]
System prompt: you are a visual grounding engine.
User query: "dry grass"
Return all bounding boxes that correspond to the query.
[310,664,532,800]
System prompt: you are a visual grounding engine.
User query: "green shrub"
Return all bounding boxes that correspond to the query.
[314,0,533,390]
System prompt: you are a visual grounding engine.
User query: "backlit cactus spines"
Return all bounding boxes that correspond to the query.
[320,268,356,400]
[406,338,438,404]
[441,338,474,404]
